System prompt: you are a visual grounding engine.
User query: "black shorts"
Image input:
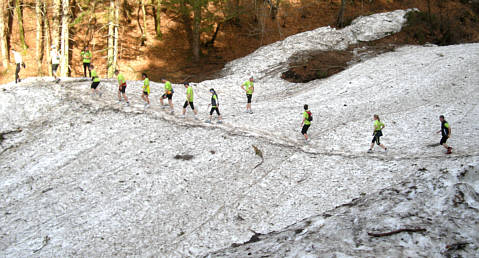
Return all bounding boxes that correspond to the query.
[143,91,149,96]
[210,107,220,116]
[52,64,59,72]
[83,62,91,68]
[91,81,100,89]
[162,93,173,100]
[440,136,449,145]
[372,130,383,145]
[119,85,127,93]
[301,124,310,135]
[183,101,195,110]
[246,94,252,103]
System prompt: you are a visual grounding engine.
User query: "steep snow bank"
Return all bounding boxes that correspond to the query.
[1,9,478,257]
[210,163,479,257]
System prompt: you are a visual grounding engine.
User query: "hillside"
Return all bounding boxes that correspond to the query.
[1,9,478,256]
[1,0,479,84]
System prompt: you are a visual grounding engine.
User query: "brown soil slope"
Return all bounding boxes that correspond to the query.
[1,0,479,84]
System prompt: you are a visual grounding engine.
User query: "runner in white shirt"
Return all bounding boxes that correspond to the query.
[12,48,24,83]
[50,45,60,81]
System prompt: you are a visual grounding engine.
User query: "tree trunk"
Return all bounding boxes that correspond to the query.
[336,0,346,28]
[112,0,119,73]
[141,0,147,45]
[85,0,97,44]
[0,1,8,68]
[43,1,51,76]
[60,0,69,77]
[35,0,43,75]
[52,0,61,50]
[192,1,201,62]
[15,0,28,50]
[155,0,162,39]
[107,0,115,78]
[7,0,14,59]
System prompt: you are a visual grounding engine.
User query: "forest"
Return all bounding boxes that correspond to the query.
[1,0,479,83]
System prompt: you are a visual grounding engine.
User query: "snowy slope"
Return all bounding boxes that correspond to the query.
[1,9,479,257]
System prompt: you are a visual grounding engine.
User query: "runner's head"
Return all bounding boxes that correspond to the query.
[51,45,56,49]
[84,46,89,51]
[90,64,95,69]
[304,104,308,110]
[161,78,166,83]
[439,115,445,122]
[183,82,189,88]
[374,114,380,121]
[142,73,147,79]
[249,77,254,82]
[210,88,216,95]
[114,70,119,75]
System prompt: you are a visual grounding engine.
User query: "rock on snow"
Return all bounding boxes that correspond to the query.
[1,9,478,257]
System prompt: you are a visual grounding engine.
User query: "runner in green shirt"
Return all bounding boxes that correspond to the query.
[141,73,150,108]
[240,77,254,114]
[90,64,102,97]
[160,78,174,113]
[182,82,198,119]
[115,70,129,106]
[368,114,387,153]
[301,104,312,141]
[81,46,92,77]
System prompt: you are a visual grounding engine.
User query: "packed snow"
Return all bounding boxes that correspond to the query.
[1,9,479,257]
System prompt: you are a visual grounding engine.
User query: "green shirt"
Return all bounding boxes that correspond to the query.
[186,86,194,102]
[91,69,100,82]
[165,81,172,93]
[118,74,126,85]
[374,120,384,131]
[303,111,311,125]
[243,81,254,94]
[143,78,150,94]
[81,51,92,63]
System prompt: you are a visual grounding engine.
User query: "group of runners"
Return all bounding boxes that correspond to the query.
[10,46,454,154]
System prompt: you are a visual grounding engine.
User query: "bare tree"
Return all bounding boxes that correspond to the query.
[43,1,51,76]
[192,0,201,61]
[0,1,8,68]
[59,0,70,76]
[35,0,43,75]
[107,0,115,77]
[52,0,61,49]
[336,0,346,28]
[15,0,28,50]
[155,0,162,39]
[112,0,119,73]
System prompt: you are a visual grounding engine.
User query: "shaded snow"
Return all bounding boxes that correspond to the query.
[1,9,479,257]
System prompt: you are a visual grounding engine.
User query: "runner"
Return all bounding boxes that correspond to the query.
[301,104,312,141]
[11,48,24,83]
[368,114,387,153]
[81,46,92,77]
[182,82,198,119]
[141,73,150,108]
[115,70,129,106]
[160,78,174,113]
[240,77,254,113]
[437,115,452,154]
[50,45,60,82]
[206,88,222,123]
[90,65,101,96]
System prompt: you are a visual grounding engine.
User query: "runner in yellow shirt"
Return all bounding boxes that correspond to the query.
[141,73,150,108]
[182,82,198,119]
[240,77,254,113]
[368,114,387,153]
[81,46,92,77]
[115,70,129,106]
[90,64,102,97]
